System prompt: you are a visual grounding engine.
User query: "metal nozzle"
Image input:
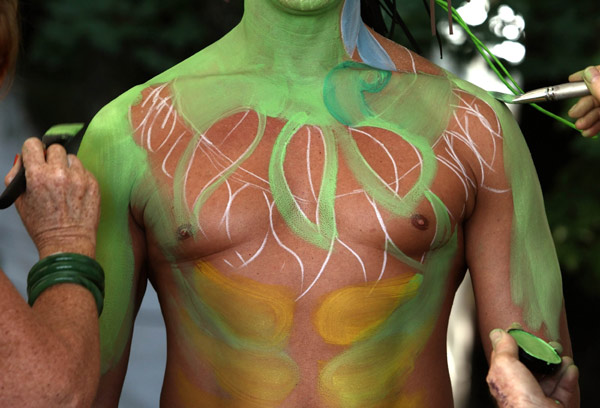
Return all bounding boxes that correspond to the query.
[511,81,590,104]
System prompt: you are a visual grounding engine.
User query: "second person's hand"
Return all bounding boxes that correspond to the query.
[4,137,100,260]
[486,328,579,408]
[568,65,600,137]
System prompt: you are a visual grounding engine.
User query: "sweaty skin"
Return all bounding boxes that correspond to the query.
[78,0,573,406]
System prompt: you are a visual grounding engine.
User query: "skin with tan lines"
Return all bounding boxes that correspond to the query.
[81,0,578,406]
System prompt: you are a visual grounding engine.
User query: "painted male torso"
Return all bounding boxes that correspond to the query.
[87,1,520,407]
[131,85,484,407]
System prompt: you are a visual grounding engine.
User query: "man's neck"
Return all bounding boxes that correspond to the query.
[233,0,350,80]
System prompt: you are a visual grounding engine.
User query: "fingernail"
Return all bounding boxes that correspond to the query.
[490,329,503,348]
[508,322,522,330]
[549,341,563,355]
[13,154,19,166]
[584,66,599,84]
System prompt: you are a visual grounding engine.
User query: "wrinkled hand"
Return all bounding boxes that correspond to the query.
[486,328,579,408]
[4,138,100,259]
[568,65,600,137]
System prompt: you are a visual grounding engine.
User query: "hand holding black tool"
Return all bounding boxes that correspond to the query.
[0,123,86,210]
[487,328,579,408]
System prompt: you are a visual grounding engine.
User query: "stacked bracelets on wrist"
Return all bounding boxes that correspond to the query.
[27,253,105,316]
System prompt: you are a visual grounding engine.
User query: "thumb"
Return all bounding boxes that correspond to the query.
[490,329,519,358]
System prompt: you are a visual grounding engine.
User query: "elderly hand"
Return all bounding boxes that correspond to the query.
[568,65,600,137]
[4,137,100,259]
[486,328,579,408]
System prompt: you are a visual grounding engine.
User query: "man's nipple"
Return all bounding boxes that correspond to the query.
[410,214,429,231]
[176,223,194,241]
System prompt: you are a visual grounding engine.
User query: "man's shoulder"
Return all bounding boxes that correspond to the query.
[369,28,443,76]
[448,75,522,144]
[371,27,509,123]
[84,86,143,143]
[78,82,150,178]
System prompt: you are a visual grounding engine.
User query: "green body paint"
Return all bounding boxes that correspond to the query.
[269,115,339,249]
[319,198,456,407]
[77,0,564,404]
[448,75,563,337]
[78,90,151,371]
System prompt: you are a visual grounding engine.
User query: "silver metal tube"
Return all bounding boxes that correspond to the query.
[512,81,590,104]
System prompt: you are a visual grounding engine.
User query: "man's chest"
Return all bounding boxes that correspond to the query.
[129,89,471,282]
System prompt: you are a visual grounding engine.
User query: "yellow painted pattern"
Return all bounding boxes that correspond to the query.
[314,274,422,345]
[174,261,299,406]
[314,274,432,407]
[319,324,432,408]
[192,261,296,346]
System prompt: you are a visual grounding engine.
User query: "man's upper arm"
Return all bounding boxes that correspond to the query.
[78,89,149,392]
[458,93,568,356]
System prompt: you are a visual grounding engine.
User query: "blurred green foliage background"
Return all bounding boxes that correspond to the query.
[12,0,600,405]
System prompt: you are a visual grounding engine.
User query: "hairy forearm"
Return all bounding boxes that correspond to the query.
[0,269,100,407]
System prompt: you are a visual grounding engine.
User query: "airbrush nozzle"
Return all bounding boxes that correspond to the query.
[494,81,591,104]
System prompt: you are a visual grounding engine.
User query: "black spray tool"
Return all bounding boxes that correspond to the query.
[0,123,86,210]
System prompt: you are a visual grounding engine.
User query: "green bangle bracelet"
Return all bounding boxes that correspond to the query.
[27,253,104,289]
[27,260,104,292]
[27,253,105,316]
[29,270,105,297]
[28,272,104,315]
